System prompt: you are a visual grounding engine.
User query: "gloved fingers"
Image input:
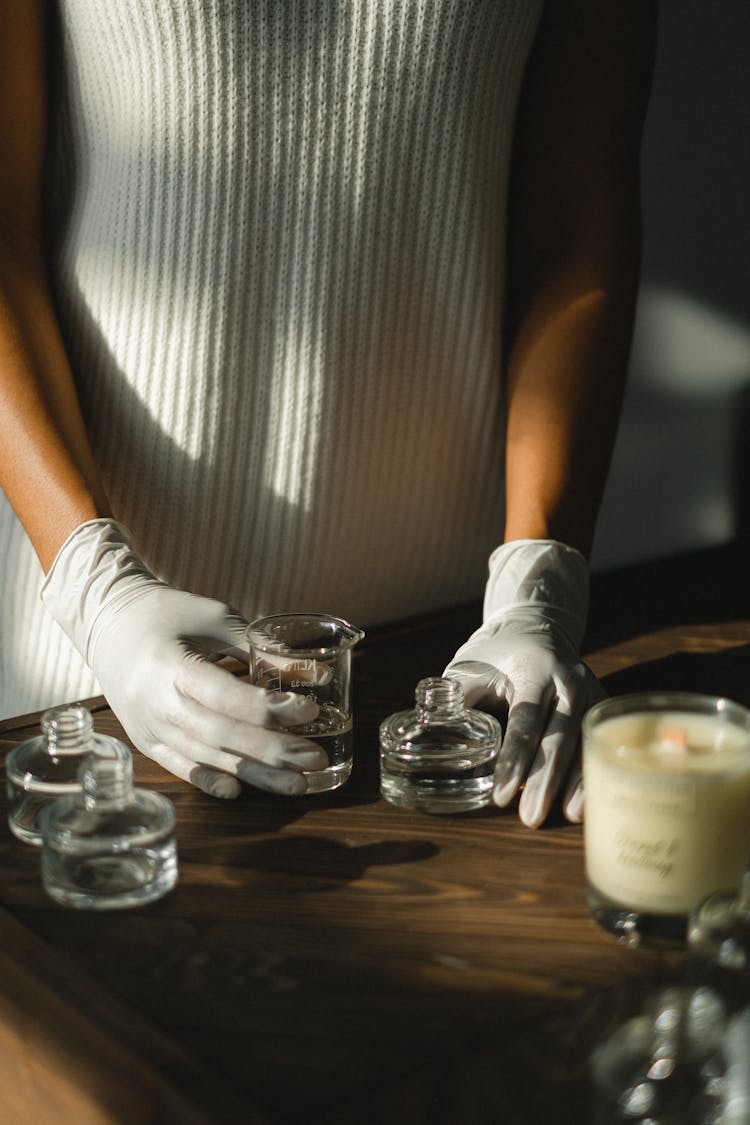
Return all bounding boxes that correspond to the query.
[184,607,251,661]
[251,651,333,690]
[441,660,507,711]
[215,610,252,660]
[176,657,319,729]
[521,665,605,826]
[174,657,271,725]
[563,762,584,823]
[162,693,327,768]
[266,690,320,727]
[493,678,556,808]
[145,743,242,799]
[231,756,315,796]
[187,738,328,777]
[148,738,323,797]
[517,702,581,829]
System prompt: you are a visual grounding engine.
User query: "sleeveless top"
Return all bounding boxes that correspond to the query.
[0,0,542,718]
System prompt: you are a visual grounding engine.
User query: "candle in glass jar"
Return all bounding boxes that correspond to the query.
[584,700,750,925]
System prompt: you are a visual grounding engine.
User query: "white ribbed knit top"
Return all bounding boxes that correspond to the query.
[0,0,542,717]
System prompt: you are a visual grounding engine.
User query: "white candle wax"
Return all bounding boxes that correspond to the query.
[584,710,750,916]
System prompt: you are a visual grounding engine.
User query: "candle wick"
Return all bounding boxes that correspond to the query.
[660,727,689,754]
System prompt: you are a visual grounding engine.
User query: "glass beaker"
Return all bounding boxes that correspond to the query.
[247,613,364,793]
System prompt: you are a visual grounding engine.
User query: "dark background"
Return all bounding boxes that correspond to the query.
[591,0,750,571]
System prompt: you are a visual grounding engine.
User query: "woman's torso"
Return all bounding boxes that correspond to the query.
[43,0,542,626]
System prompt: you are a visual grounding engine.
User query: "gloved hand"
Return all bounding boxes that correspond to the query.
[444,539,605,828]
[41,519,327,798]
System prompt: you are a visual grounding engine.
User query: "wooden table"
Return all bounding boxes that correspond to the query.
[2,542,750,1125]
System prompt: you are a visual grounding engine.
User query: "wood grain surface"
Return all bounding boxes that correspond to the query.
[1,542,749,1125]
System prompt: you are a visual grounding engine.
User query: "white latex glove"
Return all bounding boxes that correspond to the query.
[444,539,605,828]
[41,519,327,798]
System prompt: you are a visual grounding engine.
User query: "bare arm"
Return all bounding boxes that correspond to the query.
[0,1,110,572]
[503,0,657,557]
[444,6,657,826]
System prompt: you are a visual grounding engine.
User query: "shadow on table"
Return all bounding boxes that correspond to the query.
[179,833,439,889]
[168,773,383,841]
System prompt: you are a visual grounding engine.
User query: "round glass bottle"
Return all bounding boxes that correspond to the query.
[40,741,178,910]
[379,676,501,813]
[591,986,728,1123]
[6,704,105,846]
[687,873,750,1012]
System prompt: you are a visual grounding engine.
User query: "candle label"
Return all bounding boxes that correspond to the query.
[613,829,680,882]
[585,748,750,914]
[602,772,696,820]
[587,767,696,912]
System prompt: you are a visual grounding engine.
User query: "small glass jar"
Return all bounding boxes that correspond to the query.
[379,676,501,813]
[5,704,108,846]
[40,740,178,910]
